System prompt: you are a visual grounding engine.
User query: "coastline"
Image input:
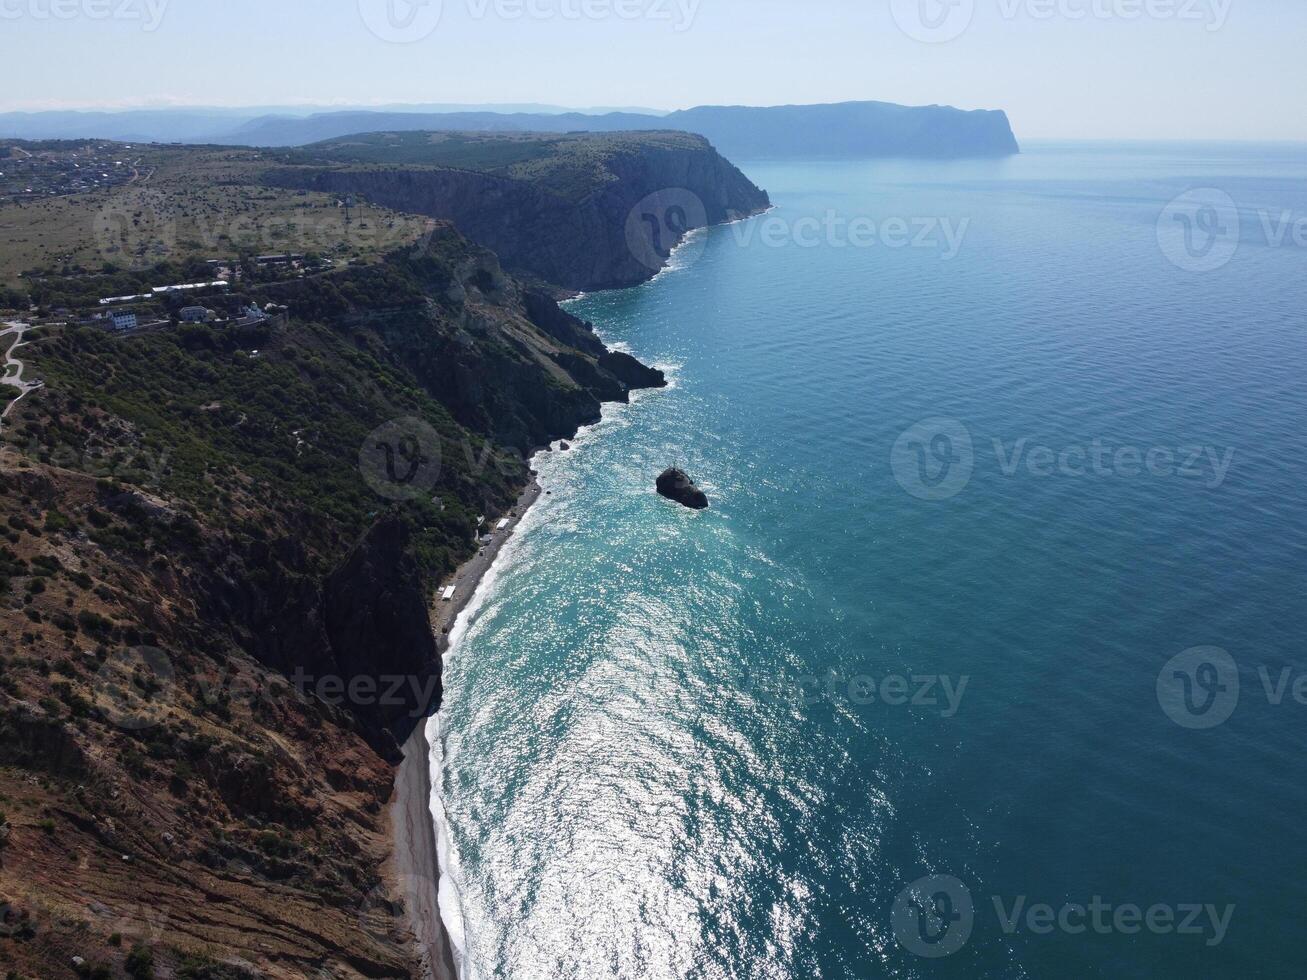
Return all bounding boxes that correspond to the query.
[385,205,765,979]
[389,476,543,980]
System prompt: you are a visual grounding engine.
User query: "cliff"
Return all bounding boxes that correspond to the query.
[0,221,663,978]
[663,101,1020,159]
[262,130,772,292]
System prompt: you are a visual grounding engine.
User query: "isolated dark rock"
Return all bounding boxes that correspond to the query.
[657,468,709,510]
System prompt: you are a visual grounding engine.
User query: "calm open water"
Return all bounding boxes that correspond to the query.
[431,143,1307,979]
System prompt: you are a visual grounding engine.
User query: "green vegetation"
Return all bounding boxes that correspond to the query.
[0,142,427,286]
[125,945,155,980]
[284,129,706,203]
[288,131,563,170]
[14,252,524,587]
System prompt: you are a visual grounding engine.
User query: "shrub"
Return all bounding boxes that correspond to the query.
[76,610,114,638]
[125,945,155,980]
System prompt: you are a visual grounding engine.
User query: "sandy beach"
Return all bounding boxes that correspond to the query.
[389,476,544,980]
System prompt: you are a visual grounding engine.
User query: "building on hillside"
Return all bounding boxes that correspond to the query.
[228,303,271,328]
[179,306,213,323]
[108,310,138,332]
[151,280,228,297]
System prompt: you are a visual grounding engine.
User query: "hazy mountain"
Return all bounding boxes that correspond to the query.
[666,102,1020,159]
[231,101,1019,158]
[0,103,666,144]
[0,101,1017,158]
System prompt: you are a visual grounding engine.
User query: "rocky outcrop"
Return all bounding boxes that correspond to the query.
[663,101,1020,159]
[340,234,665,453]
[657,468,709,510]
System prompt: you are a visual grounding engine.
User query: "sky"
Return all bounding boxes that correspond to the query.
[1,0,1303,141]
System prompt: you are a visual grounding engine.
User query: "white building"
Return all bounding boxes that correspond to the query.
[108,311,137,332]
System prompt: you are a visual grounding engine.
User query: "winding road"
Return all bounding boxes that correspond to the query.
[1,320,40,435]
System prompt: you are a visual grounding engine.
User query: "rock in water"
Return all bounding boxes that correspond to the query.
[657,468,709,510]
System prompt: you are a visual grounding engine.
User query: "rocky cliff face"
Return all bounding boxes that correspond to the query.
[263,133,771,291]
[0,220,665,979]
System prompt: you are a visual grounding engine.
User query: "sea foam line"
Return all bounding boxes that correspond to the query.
[427,358,674,980]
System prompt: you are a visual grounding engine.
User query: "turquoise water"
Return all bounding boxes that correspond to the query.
[432,143,1307,979]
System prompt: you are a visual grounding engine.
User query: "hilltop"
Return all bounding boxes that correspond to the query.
[0,130,769,295]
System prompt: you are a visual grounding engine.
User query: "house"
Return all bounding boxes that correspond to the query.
[179,306,213,323]
[108,311,137,332]
[229,303,271,328]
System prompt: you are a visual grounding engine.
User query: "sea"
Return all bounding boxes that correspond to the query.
[429,142,1307,979]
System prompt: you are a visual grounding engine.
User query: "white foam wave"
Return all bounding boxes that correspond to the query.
[429,365,673,979]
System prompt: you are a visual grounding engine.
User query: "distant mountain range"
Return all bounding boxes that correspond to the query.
[0,101,1020,159]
